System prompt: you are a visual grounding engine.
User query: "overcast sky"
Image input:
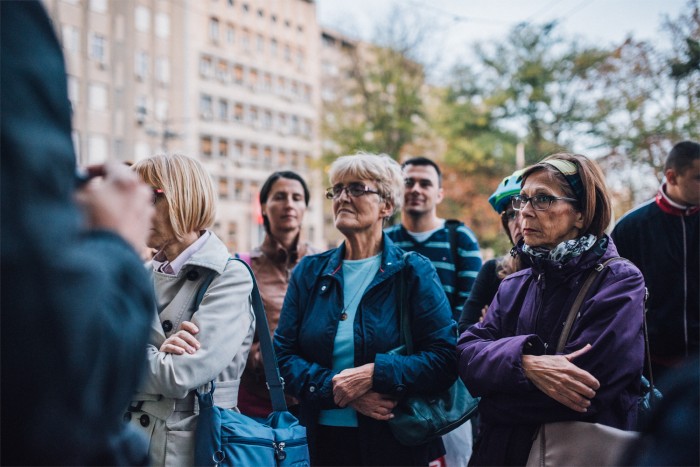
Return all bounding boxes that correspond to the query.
[317,0,690,78]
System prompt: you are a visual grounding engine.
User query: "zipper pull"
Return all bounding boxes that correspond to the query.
[275,442,287,461]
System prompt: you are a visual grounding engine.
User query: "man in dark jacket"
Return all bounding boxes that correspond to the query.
[612,141,700,385]
[1,2,155,464]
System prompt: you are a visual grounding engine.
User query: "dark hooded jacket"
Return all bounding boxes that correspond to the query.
[457,236,645,465]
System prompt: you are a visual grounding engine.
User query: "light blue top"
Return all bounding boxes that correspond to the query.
[318,253,382,427]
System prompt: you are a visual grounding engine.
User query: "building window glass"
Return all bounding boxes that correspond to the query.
[234,104,244,122]
[156,57,170,84]
[226,24,235,44]
[135,51,149,79]
[61,25,80,54]
[156,13,170,38]
[216,61,229,82]
[218,99,229,121]
[201,136,213,157]
[219,177,229,199]
[233,65,244,84]
[219,139,229,158]
[135,6,150,32]
[89,33,106,64]
[90,0,107,13]
[200,95,213,120]
[88,83,107,111]
[199,55,213,78]
[88,135,108,164]
[209,17,219,43]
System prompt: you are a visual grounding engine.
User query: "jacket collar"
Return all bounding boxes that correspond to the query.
[253,233,311,266]
[321,232,404,282]
[181,232,231,275]
[656,182,700,216]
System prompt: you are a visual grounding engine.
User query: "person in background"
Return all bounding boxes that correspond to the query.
[1,2,155,464]
[274,153,457,466]
[611,140,699,387]
[458,170,524,333]
[458,153,645,466]
[237,171,320,419]
[127,154,256,466]
[385,156,482,467]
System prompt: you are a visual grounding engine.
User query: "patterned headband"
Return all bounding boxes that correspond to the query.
[541,159,584,202]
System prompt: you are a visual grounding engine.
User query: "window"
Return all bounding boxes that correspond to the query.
[296,50,304,69]
[218,99,229,121]
[88,135,108,164]
[248,69,258,89]
[262,110,272,129]
[199,56,213,78]
[227,0,234,6]
[233,65,243,84]
[256,34,264,53]
[241,30,250,51]
[234,104,244,122]
[249,107,258,127]
[234,141,243,158]
[61,25,80,54]
[155,99,168,121]
[219,139,229,158]
[216,60,229,82]
[263,147,272,166]
[156,13,170,38]
[242,3,249,12]
[67,76,79,103]
[284,44,291,62]
[209,17,219,43]
[257,9,264,18]
[270,39,278,57]
[90,0,107,13]
[226,24,235,44]
[156,57,170,84]
[89,33,106,64]
[88,83,107,111]
[219,177,229,198]
[262,73,272,91]
[200,95,213,120]
[135,51,149,79]
[135,6,150,32]
[201,136,213,157]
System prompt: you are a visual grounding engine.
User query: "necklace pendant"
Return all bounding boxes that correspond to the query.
[339,312,348,321]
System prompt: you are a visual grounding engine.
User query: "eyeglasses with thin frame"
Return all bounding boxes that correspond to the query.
[325,182,381,200]
[512,194,577,211]
[152,188,164,205]
[501,209,519,222]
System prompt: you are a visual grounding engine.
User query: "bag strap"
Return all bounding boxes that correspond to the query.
[641,288,658,400]
[195,258,288,412]
[397,251,414,355]
[233,258,288,412]
[234,251,252,266]
[556,257,629,353]
[445,219,462,309]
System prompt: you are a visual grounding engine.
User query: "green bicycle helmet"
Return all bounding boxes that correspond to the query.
[488,169,524,214]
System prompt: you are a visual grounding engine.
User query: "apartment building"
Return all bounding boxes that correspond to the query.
[41,0,323,252]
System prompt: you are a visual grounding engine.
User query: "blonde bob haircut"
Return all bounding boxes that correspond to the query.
[133,154,217,239]
[522,153,612,238]
[328,153,404,217]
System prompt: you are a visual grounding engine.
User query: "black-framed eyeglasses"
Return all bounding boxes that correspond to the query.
[512,194,577,211]
[325,183,381,200]
[152,188,164,205]
[501,209,519,222]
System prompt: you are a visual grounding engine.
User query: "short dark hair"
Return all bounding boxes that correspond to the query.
[401,157,442,186]
[665,141,700,175]
[259,171,310,234]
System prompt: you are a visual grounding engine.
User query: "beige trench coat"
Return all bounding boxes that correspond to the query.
[126,232,255,466]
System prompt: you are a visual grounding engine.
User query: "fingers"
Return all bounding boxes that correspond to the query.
[179,321,200,335]
[159,330,201,354]
[565,343,592,362]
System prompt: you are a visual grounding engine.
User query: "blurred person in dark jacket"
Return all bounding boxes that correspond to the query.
[612,141,699,387]
[1,2,155,464]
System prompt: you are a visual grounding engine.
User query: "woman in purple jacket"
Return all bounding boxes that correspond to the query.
[457,153,645,466]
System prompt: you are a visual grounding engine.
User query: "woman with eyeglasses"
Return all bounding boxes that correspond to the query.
[457,153,645,466]
[127,154,255,466]
[274,153,457,466]
[458,170,526,334]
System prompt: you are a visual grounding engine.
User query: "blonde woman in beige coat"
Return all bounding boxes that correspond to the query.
[127,154,255,466]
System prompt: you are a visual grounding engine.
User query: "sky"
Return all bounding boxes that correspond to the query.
[316,0,690,79]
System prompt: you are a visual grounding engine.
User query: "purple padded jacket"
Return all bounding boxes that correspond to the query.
[457,235,645,466]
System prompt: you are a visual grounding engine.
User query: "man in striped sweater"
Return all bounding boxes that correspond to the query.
[385,156,482,467]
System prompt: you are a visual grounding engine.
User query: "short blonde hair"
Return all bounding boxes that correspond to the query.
[328,153,404,216]
[133,154,217,239]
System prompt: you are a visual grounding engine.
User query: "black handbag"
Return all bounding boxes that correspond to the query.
[194,259,310,467]
[387,253,480,446]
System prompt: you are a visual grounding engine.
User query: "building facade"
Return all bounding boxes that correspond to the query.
[42,0,324,252]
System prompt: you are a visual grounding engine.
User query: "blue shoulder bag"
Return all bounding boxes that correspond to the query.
[194,259,309,467]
